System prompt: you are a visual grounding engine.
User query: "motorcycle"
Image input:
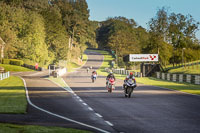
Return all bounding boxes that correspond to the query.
[107,78,115,93]
[124,78,136,98]
[91,74,97,83]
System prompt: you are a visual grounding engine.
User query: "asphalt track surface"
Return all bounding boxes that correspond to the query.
[0,50,200,133]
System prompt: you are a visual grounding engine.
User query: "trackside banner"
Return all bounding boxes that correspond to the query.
[129,54,158,62]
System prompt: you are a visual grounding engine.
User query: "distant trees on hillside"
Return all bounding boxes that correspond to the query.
[97,7,200,67]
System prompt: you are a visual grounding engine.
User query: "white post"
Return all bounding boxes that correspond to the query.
[167,73,170,81]
[186,75,191,83]
[179,74,183,82]
[162,73,165,80]
[195,75,200,85]
[173,74,176,82]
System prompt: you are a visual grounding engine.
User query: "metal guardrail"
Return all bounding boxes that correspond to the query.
[105,68,142,77]
[0,71,10,80]
[156,72,200,85]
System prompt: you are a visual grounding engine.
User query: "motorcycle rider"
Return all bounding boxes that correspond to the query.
[106,72,116,86]
[87,67,90,73]
[123,72,136,90]
[91,70,97,80]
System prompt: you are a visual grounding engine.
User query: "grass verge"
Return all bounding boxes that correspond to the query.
[0,76,90,132]
[135,77,200,95]
[164,60,200,74]
[0,64,34,72]
[48,77,66,88]
[0,76,27,113]
[0,123,91,133]
[168,64,200,74]
[67,54,88,72]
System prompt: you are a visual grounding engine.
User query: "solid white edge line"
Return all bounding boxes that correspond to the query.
[95,113,103,118]
[105,121,113,126]
[20,76,110,133]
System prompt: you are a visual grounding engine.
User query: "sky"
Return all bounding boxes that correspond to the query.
[86,0,200,40]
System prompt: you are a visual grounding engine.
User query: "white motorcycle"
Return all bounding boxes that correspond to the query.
[91,74,97,83]
[124,79,137,98]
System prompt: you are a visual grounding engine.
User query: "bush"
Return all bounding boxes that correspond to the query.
[10,59,24,66]
[2,59,24,66]
[2,59,10,64]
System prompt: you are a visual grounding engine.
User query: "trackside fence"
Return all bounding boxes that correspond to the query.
[156,72,200,85]
[0,71,10,80]
[105,68,142,77]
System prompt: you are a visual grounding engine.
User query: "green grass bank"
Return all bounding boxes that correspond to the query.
[0,123,91,133]
[0,76,27,114]
[0,64,33,72]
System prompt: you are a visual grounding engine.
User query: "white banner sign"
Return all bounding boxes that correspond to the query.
[129,54,158,62]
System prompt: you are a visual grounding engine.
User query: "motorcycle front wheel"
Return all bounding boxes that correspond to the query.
[125,87,133,98]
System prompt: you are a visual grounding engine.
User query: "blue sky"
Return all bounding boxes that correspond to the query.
[86,0,200,40]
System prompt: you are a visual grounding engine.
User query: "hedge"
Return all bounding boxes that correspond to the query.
[2,59,10,64]
[2,59,24,66]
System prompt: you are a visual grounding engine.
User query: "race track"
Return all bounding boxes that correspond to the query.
[1,50,200,133]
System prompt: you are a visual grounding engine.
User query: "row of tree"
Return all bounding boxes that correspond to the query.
[0,0,98,66]
[0,1,199,68]
[97,7,200,67]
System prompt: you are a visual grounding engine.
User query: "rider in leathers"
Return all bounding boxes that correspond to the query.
[106,72,116,86]
[123,72,136,92]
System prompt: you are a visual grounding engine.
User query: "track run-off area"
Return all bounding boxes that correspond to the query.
[0,50,200,133]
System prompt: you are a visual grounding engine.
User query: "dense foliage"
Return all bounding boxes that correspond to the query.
[0,1,199,68]
[97,8,200,67]
[0,0,97,66]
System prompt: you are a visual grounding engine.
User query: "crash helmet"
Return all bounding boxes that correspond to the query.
[129,72,133,78]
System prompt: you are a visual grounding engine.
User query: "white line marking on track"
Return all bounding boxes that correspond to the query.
[95,113,103,118]
[83,103,87,106]
[20,77,110,133]
[105,121,113,126]
[79,99,83,102]
[88,107,93,111]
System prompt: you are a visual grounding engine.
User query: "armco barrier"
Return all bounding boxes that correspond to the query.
[105,68,142,77]
[156,72,200,85]
[0,71,10,80]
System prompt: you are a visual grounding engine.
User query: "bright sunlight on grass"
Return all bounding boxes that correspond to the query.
[0,123,91,133]
[168,64,200,74]
[67,54,88,72]
[0,76,27,113]
[135,77,200,95]
[0,64,34,72]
